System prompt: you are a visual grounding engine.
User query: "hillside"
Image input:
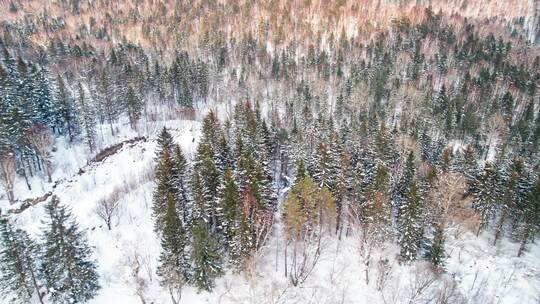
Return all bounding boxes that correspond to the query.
[0,1,539,303]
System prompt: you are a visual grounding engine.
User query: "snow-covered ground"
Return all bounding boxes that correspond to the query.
[1,117,539,304]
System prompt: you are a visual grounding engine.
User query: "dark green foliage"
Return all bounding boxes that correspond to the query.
[516,177,540,256]
[0,219,43,303]
[55,76,78,141]
[125,86,143,129]
[156,127,175,160]
[472,163,502,234]
[157,193,190,294]
[424,223,445,270]
[190,220,222,292]
[172,145,191,224]
[153,150,176,233]
[399,181,423,262]
[40,196,100,303]
[77,83,96,153]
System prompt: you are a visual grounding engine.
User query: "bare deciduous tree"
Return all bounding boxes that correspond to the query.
[0,152,16,203]
[95,189,121,230]
[482,113,509,160]
[429,172,478,235]
[25,124,54,183]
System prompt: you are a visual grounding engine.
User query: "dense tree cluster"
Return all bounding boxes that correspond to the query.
[0,196,99,303]
[153,106,276,294]
[0,0,538,300]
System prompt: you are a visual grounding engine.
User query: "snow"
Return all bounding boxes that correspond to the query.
[1,117,539,304]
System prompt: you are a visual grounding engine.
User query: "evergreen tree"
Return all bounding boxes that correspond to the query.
[493,158,523,245]
[424,222,445,270]
[97,69,118,135]
[77,83,96,153]
[190,220,222,292]
[172,145,190,225]
[157,193,189,304]
[125,85,143,129]
[219,168,242,246]
[394,151,416,219]
[153,150,176,233]
[0,219,44,304]
[40,196,100,303]
[55,75,78,141]
[399,181,423,262]
[371,122,394,165]
[192,136,221,231]
[156,127,175,160]
[472,162,502,235]
[30,65,56,128]
[516,177,540,257]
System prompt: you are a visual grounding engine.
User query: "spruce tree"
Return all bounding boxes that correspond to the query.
[125,85,142,129]
[156,127,175,160]
[172,145,190,225]
[55,75,78,141]
[40,196,100,303]
[399,181,423,262]
[424,222,445,270]
[219,168,242,246]
[472,162,502,235]
[493,158,523,245]
[190,220,222,292]
[516,177,540,257]
[77,83,97,153]
[0,219,44,304]
[97,69,118,135]
[394,151,416,220]
[193,142,220,230]
[153,150,176,233]
[157,194,189,304]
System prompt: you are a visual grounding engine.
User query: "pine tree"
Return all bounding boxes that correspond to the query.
[0,219,44,304]
[190,220,222,292]
[399,181,423,262]
[219,168,242,246]
[153,150,176,233]
[516,177,540,257]
[77,83,96,153]
[172,145,190,225]
[229,212,252,266]
[193,142,221,230]
[371,122,394,165]
[472,162,502,235]
[97,69,118,135]
[394,151,416,220]
[434,85,449,115]
[156,127,175,160]
[424,222,445,270]
[30,65,55,128]
[55,75,78,141]
[40,196,100,303]
[125,85,142,129]
[157,193,189,304]
[493,158,523,245]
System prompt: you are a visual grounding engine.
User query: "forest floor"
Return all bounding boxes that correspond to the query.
[1,117,539,304]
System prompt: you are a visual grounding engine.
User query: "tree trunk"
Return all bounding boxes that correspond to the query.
[517,230,530,257]
[20,168,32,191]
[30,268,45,304]
[169,286,180,304]
[493,210,507,246]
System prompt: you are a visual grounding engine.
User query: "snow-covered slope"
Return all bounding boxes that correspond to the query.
[1,119,539,304]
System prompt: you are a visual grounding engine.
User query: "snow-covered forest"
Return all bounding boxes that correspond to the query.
[0,0,539,303]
